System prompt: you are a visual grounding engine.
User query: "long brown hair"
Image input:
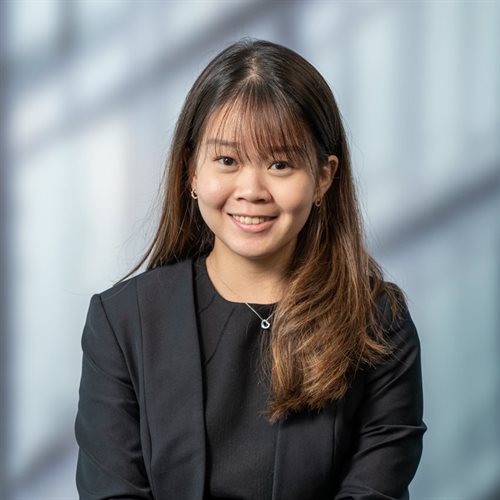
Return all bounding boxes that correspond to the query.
[120,39,404,422]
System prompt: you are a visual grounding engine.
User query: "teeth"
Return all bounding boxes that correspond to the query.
[233,215,271,225]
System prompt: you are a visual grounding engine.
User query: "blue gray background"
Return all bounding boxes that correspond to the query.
[1,1,499,499]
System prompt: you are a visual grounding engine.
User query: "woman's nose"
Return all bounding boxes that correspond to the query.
[234,167,271,202]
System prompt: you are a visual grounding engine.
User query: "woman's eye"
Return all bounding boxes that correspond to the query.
[216,156,236,167]
[270,161,290,171]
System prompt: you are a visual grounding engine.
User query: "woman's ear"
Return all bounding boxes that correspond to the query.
[318,155,338,196]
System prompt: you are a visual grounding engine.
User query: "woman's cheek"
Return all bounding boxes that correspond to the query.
[200,177,228,207]
[278,183,314,214]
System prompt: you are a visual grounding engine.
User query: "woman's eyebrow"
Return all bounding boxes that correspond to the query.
[204,138,302,154]
[271,145,303,154]
[205,139,238,147]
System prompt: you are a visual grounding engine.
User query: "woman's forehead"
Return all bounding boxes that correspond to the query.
[201,107,264,145]
[198,102,313,158]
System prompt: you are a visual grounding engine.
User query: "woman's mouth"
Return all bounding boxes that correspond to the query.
[231,214,275,225]
[229,213,277,233]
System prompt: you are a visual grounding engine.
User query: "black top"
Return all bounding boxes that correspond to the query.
[193,258,278,500]
[75,259,426,500]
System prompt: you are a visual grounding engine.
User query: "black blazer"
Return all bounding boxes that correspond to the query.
[75,259,426,500]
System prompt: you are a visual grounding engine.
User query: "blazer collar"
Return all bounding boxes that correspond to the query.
[138,259,335,500]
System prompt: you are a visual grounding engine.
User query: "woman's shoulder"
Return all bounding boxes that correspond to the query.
[372,280,420,359]
[371,278,407,322]
[94,258,193,313]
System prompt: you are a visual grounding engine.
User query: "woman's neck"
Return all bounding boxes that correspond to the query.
[205,249,289,304]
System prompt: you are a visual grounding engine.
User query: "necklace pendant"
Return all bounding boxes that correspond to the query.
[261,319,271,330]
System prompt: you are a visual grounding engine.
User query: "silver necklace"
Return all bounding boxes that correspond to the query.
[206,259,276,330]
[242,302,275,330]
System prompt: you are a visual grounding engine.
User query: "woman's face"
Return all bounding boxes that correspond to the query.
[191,108,336,266]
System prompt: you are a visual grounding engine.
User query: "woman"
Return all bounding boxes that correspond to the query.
[75,39,426,500]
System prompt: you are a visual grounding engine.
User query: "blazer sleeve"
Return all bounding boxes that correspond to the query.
[74,293,153,500]
[334,298,427,500]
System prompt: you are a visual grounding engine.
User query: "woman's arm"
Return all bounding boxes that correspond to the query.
[75,293,153,500]
[334,298,427,500]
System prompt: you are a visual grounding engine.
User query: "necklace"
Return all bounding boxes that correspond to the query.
[242,302,275,330]
[206,258,276,330]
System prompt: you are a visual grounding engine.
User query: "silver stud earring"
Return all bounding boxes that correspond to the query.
[191,189,198,200]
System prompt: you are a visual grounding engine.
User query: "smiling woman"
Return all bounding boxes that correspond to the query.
[75,39,426,500]
[191,104,337,279]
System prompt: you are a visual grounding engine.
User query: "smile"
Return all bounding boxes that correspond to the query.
[231,214,275,225]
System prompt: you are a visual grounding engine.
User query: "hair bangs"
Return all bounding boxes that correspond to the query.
[200,83,319,174]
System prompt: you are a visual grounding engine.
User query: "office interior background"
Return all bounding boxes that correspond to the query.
[1,1,499,499]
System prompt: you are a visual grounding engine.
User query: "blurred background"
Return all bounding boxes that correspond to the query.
[1,0,499,499]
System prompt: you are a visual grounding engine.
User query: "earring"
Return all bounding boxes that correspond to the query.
[314,197,322,207]
[191,189,198,200]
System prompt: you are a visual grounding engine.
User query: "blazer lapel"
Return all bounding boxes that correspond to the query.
[272,403,336,500]
[138,260,206,500]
